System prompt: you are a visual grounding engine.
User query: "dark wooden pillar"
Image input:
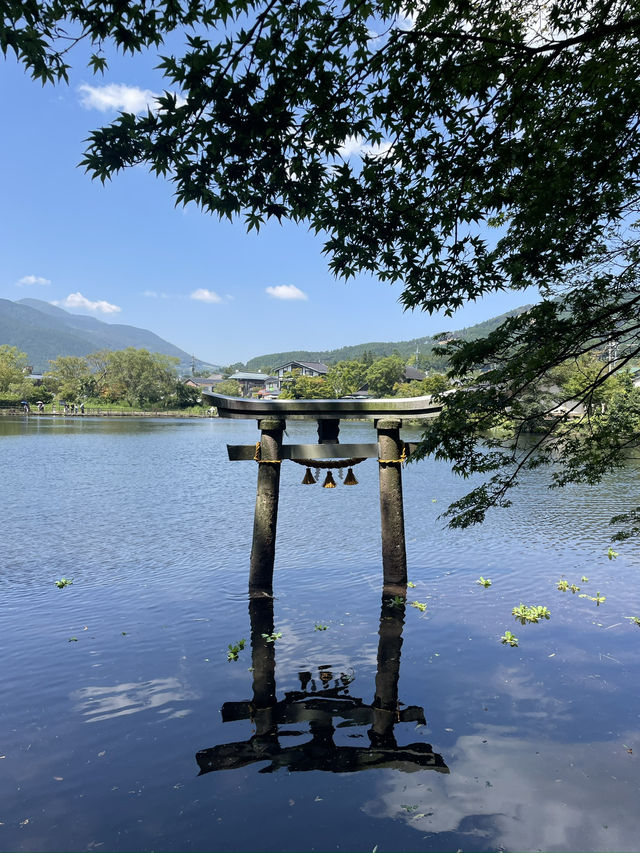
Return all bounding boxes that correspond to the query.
[249,418,285,593]
[370,588,406,746]
[249,595,277,737]
[376,418,407,587]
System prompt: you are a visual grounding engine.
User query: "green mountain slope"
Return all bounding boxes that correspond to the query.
[0,298,215,373]
[246,306,532,370]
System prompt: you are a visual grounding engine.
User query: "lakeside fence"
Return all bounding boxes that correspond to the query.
[0,406,213,418]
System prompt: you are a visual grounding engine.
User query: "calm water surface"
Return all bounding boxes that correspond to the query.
[1,415,640,852]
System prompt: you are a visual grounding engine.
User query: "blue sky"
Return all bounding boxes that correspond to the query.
[1,44,535,366]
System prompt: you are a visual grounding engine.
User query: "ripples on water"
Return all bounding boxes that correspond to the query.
[1,415,640,852]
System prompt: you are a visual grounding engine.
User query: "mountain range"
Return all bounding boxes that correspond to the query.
[1,297,532,375]
[0,298,215,374]
[245,305,532,371]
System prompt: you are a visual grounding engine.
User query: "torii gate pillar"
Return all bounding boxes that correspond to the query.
[376,419,407,588]
[249,418,285,593]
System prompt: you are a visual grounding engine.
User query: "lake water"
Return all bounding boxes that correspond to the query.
[2,414,640,853]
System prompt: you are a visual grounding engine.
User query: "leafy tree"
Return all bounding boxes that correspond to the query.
[395,373,450,398]
[85,349,111,395]
[45,355,95,402]
[174,381,203,408]
[279,371,333,399]
[325,360,367,397]
[365,356,404,398]
[214,379,242,396]
[6,0,640,534]
[0,345,28,391]
[105,348,179,407]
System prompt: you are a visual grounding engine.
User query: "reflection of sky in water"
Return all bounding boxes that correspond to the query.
[365,725,640,852]
[72,678,195,723]
[2,416,640,852]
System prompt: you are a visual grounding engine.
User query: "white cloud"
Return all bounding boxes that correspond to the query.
[336,135,394,160]
[143,290,168,299]
[265,284,308,301]
[52,292,121,314]
[78,82,161,114]
[16,274,51,286]
[364,725,640,853]
[190,288,224,304]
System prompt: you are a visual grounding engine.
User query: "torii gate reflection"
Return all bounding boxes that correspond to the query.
[196,586,449,776]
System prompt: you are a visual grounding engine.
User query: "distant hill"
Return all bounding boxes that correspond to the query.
[245,306,533,371]
[0,298,217,374]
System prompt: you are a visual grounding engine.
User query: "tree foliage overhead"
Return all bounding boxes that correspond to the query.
[5,0,640,536]
[8,1,638,308]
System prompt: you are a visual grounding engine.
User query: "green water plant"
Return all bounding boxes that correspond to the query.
[625,616,640,627]
[501,630,519,647]
[261,631,282,644]
[607,548,619,560]
[557,580,580,593]
[314,623,328,631]
[581,576,589,582]
[407,581,416,588]
[386,595,405,609]
[55,578,73,589]
[512,604,551,624]
[227,639,246,662]
[579,592,606,605]
[410,601,427,612]
[476,577,492,587]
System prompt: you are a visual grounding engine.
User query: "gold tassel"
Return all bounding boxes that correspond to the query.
[343,467,358,485]
[302,467,316,485]
[322,470,337,488]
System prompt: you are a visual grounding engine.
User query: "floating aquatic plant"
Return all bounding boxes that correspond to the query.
[579,592,606,605]
[501,630,519,647]
[261,631,282,644]
[227,639,246,662]
[55,578,73,589]
[512,604,550,624]
[557,579,580,593]
[476,577,492,587]
[410,601,427,612]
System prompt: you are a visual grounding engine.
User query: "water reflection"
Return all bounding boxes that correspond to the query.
[196,589,449,775]
[73,678,195,723]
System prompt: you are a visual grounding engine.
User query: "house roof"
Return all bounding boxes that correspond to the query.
[403,366,426,381]
[186,376,223,386]
[275,360,329,374]
[229,372,274,381]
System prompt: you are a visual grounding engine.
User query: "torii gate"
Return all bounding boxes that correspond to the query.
[203,394,441,594]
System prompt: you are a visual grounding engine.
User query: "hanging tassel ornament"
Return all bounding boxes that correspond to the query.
[301,467,316,485]
[322,470,337,488]
[343,467,359,485]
